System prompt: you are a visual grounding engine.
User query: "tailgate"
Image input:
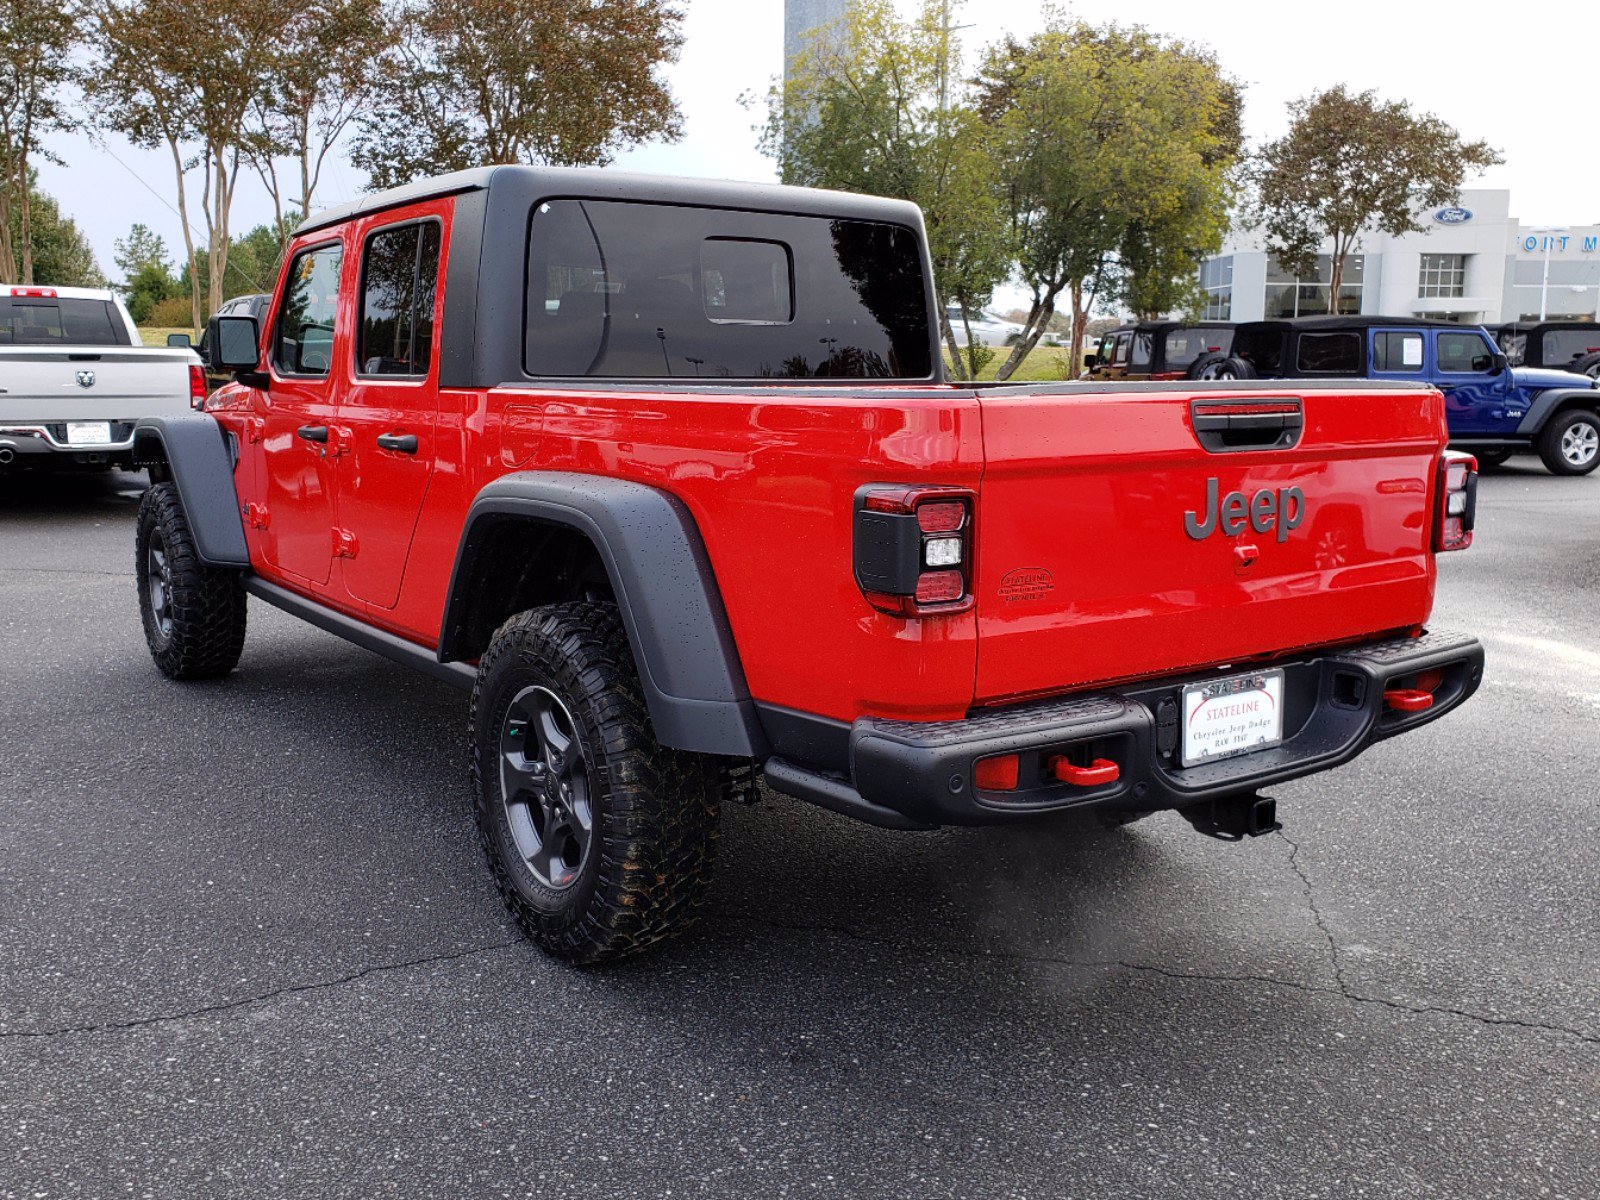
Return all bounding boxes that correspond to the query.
[0,349,196,423]
[972,382,1445,703]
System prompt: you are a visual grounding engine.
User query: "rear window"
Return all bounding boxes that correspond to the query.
[0,298,129,346]
[524,199,933,379]
[1543,330,1600,368]
[1372,331,1424,372]
[1295,331,1362,374]
[1163,327,1233,369]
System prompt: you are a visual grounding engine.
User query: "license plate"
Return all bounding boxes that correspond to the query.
[1181,669,1285,767]
[65,421,113,446]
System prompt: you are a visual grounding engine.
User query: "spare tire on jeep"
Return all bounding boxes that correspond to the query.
[1189,354,1256,381]
[1570,352,1600,379]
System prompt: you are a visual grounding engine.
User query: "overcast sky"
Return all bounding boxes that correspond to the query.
[37,0,1594,295]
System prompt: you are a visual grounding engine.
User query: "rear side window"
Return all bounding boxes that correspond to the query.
[1372,331,1424,372]
[524,199,932,379]
[272,243,343,377]
[1296,331,1361,374]
[358,221,442,376]
[1543,330,1600,367]
[0,298,129,346]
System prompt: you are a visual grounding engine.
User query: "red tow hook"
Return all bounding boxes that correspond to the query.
[1050,757,1121,786]
[1384,688,1435,713]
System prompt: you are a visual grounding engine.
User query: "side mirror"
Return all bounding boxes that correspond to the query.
[206,314,261,374]
[165,331,193,348]
[1083,353,1100,369]
[1490,352,1510,373]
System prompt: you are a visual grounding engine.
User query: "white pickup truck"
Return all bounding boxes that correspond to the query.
[0,285,202,471]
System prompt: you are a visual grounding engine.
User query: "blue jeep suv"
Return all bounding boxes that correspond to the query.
[1192,316,1600,475]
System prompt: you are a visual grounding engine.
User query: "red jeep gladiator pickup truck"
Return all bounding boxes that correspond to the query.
[132,167,1484,963]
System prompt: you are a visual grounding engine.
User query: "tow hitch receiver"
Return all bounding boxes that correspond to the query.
[1183,794,1282,841]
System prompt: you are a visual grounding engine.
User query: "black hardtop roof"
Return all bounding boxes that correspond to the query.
[296,165,926,237]
[1104,320,1235,335]
[1234,315,1489,334]
[1487,319,1600,333]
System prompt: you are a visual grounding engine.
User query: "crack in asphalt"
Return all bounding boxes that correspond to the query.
[1277,829,1352,996]
[0,938,524,1042]
[713,911,1600,1046]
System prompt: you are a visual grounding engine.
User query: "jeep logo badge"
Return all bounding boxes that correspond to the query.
[75,370,95,388]
[1184,478,1306,543]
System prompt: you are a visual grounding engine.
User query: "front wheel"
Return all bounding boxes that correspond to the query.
[1474,449,1514,471]
[470,602,721,964]
[1536,410,1600,475]
[135,483,247,679]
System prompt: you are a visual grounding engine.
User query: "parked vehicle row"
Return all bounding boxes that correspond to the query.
[130,166,1483,965]
[1084,316,1600,475]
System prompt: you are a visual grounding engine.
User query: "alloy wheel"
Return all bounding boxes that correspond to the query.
[147,532,174,640]
[499,685,594,890]
[1561,422,1599,468]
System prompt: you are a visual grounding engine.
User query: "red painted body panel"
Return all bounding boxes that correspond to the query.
[212,193,1454,729]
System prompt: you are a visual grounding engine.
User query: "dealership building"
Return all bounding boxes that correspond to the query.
[1198,190,1600,326]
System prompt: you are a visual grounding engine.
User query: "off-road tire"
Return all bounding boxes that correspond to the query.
[1474,449,1514,471]
[1536,409,1600,476]
[470,601,721,965]
[1569,352,1600,379]
[135,482,247,680]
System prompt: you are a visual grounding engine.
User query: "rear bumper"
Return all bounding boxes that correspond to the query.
[0,423,137,465]
[763,629,1483,829]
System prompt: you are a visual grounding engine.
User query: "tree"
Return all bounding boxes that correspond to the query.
[242,0,393,238]
[1252,86,1501,301]
[350,0,684,192]
[90,0,292,327]
[0,0,79,284]
[976,20,1240,379]
[115,223,179,322]
[761,0,1011,379]
[10,180,104,287]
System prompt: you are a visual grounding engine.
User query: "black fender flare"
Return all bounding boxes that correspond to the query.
[439,472,767,759]
[131,415,250,567]
[1515,388,1600,438]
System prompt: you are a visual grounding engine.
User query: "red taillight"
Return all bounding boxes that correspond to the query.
[188,364,208,409]
[1434,452,1477,552]
[855,485,975,617]
[9,286,56,298]
[974,754,1020,791]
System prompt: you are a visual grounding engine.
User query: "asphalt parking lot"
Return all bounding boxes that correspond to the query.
[1,464,1596,1199]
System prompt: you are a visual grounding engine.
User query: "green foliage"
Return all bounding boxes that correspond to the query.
[763,0,1010,380]
[115,223,179,322]
[0,0,81,283]
[975,17,1239,378]
[11,183,104,287]
[1252,85,1502,296]
[350,0,684,192]
[176,219,289,313]
[148,295,197,328]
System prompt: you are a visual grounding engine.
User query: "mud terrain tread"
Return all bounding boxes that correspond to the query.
[136,482,247,680]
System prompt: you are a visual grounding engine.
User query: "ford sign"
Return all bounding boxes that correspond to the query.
[1434,206,1473,225]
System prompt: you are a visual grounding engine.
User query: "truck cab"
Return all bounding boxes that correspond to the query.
[1222,317,1600,474]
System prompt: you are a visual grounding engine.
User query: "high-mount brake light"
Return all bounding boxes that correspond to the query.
[188,364,207,409]
[9,286,56,298]
[1434,451,1478,552]
[853,485,975,617]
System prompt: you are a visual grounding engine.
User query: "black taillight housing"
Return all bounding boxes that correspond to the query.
[853,485,974,617]
[1434,451,1477,552]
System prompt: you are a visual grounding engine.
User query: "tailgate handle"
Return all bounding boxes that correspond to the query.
[1191,399,1303,453]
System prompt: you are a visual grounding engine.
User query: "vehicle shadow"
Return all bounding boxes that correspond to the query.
[0,468,147,518]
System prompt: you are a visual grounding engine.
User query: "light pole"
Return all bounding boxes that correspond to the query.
[1530,227,1568,322]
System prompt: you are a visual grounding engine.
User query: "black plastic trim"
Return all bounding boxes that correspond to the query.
[1514,387,1600,437]
[439,472,765,758]
[131,415,250,567]
[245,577,476,690]
[754,702,851,773]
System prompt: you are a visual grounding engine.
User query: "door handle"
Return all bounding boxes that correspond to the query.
[296,424,329,443]
[376,432,419,454]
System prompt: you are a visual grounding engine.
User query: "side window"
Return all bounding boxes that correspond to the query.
[1130,331,1154,369]
[1437,331,1495,373]
[357,221,442,376]
[1373,331,1424,372]
[1295,331,1362,374]
[272,243,344,377]
[1110,332,1132,366]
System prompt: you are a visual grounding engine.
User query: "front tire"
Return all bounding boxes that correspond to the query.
[470,602,721,964]
[1474,449,1514,471]
[1536,409,1600,475]
[135,482,247,679]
